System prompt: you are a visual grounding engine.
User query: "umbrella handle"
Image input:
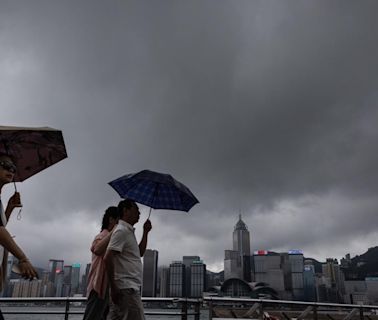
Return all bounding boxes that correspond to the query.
[13,182,23,220]
[148,207,152,219]
[17,208,22,220]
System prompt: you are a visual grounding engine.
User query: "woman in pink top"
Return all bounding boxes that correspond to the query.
[83,206,118,320]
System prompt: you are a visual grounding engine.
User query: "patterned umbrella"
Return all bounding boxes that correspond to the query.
[108,170,199,213]
[0,125,67,182]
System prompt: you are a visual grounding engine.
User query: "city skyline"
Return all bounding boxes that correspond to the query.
[4,216,378,304]
[1,1,378,272]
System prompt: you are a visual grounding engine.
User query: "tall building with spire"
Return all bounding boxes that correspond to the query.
[224,215,252,282]
[233,214,251,258]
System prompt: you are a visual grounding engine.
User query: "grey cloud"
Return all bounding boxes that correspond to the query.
[1,0,378,269]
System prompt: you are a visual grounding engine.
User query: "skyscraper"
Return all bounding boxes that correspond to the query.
[190,260,206,297]
[159,267,170,297]
[183,256,200,297]
[63,265,72,297]
[288,250,304,300]
[81,263,91,296]
[224,215,251,281]
[169,261,185,297]
[233,215,251,282]
[142,249,159,297]
[48,259,64,285]
[303,260,316,301]
[55,271,64,297]
[71,263,81,294]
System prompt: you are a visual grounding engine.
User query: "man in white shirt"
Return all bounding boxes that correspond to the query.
[104,199,152,320]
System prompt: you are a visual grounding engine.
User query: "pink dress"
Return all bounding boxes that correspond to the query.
[86,229,109,299]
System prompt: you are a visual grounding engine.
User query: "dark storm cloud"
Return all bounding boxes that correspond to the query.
[1,0,378,269]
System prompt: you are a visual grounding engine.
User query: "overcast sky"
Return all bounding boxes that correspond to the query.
[1,0,378,272]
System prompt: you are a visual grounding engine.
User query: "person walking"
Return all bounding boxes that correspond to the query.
[83,206,119,320]
[104,199,152,320]
[0,154,38,319]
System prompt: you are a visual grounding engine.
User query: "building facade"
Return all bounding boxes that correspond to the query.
[159,266,170,297]
[190,260,206,297]
[169,261,185,297]
[224,215,251,282]
[142,249,159,297]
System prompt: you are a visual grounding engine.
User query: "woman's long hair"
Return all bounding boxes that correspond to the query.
[101,206,118,231]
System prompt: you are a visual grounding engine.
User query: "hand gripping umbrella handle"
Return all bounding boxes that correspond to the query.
[13,182,23,220]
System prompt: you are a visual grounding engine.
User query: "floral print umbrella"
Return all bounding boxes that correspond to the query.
[0,125,67,182]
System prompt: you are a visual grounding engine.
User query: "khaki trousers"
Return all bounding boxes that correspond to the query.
[108,288,145,320]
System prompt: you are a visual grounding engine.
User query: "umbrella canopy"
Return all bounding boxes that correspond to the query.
[108,170,199,212]
[0,125,67,182]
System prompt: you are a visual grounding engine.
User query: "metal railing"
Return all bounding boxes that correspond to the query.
[204,297,378,320]
[0,297,202,319]
[2,296,378,319]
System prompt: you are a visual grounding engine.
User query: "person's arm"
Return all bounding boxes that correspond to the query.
[91,231,114,256]
[0,226,37,279]
[4,192,22,221]
[139,219,152,257]
[104,249,121,304]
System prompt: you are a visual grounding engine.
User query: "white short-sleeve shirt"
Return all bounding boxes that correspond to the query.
[107,220,142,290]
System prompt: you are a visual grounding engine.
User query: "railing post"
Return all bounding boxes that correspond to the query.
[64,297,70,320]
[360,307,364,320]
[313,305,318,320]
[181,299,188,320]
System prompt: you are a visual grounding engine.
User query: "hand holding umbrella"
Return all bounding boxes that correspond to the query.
[143,219,152,233]
[5,192,22,220]
[0,125,67,219]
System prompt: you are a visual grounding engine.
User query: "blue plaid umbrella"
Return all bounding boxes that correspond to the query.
[108,170,199,213]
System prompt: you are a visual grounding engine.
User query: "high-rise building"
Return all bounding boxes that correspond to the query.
[183,256,200,297]
[48,259,64,285]
[159,267,170,297]
[288,250,304,300]
[233,215,251,282]
[30,280,42,297]
[321,258,345,303]
[253,250,305,300]
[224,250,242,280]
[62,265,72,296]
[190,260,206,298]
[224,215,251,282]
[303,260,316,301]
[63,265,72,285]
[254,252,285,292]
[41,270,54,297]
[71,263,81,294]
[142,249,159,297]
[81,263,91,296]
[169,261,185,297]
[11,279,42,297]
[6,255,16,279]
